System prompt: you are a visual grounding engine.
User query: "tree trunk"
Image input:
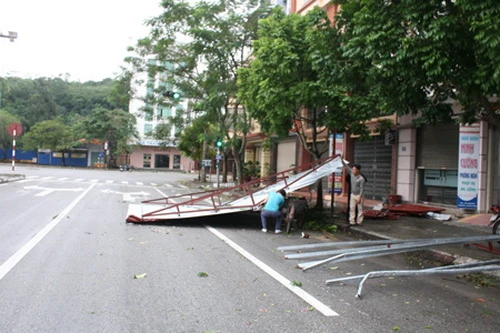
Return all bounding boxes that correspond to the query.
[232,145,243,185]
[200,130,208,182]
[314,179,324,210]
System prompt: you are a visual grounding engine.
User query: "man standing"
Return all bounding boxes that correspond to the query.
[260,189,287,233]
[341,156,366,226]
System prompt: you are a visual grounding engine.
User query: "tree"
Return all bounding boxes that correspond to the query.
[78,108,138,168]
[0,77,127,128]
[335,0,500,128]
[126,0,273,183]
[177,114,219,177]
[238,7,377,208]
[0,110,20,160]
[22,119,77,166]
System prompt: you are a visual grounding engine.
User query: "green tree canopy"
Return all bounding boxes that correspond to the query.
[127,0,273,182]
[238,7,376,154]
[77,107,138,167]
[22,119,78,166]
[335,0,500,128]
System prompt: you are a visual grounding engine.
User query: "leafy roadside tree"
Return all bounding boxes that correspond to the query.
[335,0,500,128]
[0,110,20,160]
[77,108,138,168]
[107,73,132,112]
[126,0,273,183]
[22,119,78,166]
[238,7,376,208]
[177,114,219,177]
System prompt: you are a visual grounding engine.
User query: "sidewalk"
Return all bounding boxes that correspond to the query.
[299,191,500,277]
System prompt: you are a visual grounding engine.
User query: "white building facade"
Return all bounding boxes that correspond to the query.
[128,61,197,172]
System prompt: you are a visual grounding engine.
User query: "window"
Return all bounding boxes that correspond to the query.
[144,124,153,137]
[143,154,151,168]
[173,155,181,169]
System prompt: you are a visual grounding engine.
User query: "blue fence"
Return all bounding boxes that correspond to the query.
[0,149,88,167]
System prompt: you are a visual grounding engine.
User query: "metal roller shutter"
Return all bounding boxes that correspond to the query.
[416,123,459,169]
[276,140,296,173]
[353,136,393,200]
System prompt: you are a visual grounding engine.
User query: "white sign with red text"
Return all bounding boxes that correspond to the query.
[457,123,480,209]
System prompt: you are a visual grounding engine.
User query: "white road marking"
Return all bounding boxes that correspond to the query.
[24,185,85,197]
[136,182,143,185]
[178,184,188,189]
[164,183,173,188]
[205,226,339,317]
[57,177,69,181]
[121,181,129,184]
[154,188,168,198]
[41,176,54,180]
[150,183,158,186]
[90,179,99,183]
[35,190,53,197]
[100,189,150,202]
[0,184,96,280]
[74,178,84,182]
[106,180,113,184]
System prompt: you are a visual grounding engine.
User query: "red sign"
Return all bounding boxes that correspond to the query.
[8,122,23,137]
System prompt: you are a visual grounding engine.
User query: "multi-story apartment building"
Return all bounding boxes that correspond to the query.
[127,60,196,172]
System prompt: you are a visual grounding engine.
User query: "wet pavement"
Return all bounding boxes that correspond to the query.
[322,194,500,278]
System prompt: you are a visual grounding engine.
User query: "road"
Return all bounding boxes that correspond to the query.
[1,164,499,332]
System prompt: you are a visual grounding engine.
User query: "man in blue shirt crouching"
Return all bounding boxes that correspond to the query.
[260,189,287,234]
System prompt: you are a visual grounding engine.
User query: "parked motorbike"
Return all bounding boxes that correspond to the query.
[488,205,500,235]
[119,164,133,172]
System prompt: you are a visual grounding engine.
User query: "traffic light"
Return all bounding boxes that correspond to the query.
[215,137,223,148]
[163,91,181,100]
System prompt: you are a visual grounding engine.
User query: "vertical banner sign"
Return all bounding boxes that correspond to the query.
[457,123,480,209]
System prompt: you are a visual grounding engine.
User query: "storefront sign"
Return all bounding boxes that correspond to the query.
[457,123,480,209]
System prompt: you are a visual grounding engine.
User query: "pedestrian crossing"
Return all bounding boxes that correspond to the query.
[22,176,187,188]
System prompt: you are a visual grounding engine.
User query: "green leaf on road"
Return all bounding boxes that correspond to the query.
[134,273,147,279]
[198,272,209,278]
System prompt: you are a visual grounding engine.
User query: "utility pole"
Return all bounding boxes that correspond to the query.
[0,31,18,42]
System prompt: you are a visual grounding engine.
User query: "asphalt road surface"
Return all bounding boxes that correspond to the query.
[1,164,499,332]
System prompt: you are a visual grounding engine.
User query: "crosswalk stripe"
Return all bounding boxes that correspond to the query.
[164,184,173,188]
[90,179,99,183]
[151,183,158,186]
[106,180,113,184]
[74,178,84,182]
[136,182,143,185]
[121,181,128,184]
[57,177,69,181]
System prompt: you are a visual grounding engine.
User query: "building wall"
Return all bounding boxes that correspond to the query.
[291,0,339,21]
[130,146,195,172]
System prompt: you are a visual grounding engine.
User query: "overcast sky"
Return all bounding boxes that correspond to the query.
[0,0,164,82]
